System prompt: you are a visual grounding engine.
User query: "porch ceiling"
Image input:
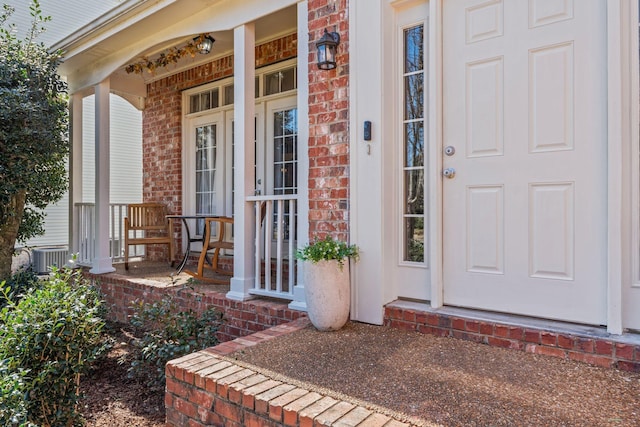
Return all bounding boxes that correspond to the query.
[54,0,298,100]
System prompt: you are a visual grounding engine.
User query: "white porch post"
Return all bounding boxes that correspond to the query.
[227,23,256,301]
[68,93,83,260]
[90,79,115,274]
[288,0,310,312]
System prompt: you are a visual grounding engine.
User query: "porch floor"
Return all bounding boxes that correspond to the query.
[111,260,230,292]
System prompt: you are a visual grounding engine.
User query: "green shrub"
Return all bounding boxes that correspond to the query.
[0,267,106,427]
[0,266,40,309]
[0,361,34,427]
[128,292,224,387]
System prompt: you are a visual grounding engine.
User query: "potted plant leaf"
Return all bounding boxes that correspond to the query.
[296,236,359,331]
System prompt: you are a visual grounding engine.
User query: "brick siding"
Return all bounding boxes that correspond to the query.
[307,0,350,242]
[84,270,304,342]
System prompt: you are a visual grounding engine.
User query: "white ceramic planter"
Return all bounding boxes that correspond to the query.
[303,259,350,331]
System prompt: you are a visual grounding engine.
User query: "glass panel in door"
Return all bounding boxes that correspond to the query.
[270,105,298,242]
[195,123,218,234]
[402,24,426,263]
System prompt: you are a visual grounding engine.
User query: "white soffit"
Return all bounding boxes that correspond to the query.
[51,0,298,93]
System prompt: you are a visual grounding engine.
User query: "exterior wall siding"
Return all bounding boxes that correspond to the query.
[25,95,142,249]
[307,0,350,241]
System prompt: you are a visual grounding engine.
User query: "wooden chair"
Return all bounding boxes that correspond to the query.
[124,203,174,270]
[186,216,234,283]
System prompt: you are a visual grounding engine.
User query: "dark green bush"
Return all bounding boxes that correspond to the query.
[0,266,40,308]
[128,292,224,387]
[0,267,106,427]
[0,361,33,427]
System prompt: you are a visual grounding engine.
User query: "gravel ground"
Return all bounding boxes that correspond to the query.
[233,321,640,427]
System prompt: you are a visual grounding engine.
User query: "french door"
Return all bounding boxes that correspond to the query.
[187,96,297,234]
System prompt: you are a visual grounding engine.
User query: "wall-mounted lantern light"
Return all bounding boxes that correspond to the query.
[194,34,215,55]
[316,28,340,70]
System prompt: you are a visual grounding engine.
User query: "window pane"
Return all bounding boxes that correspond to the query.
[404,217,425,262]
[284,109,297,135]
[195,124,217,232]
[211,88,219,109]
[404,74,424,120]
[201,92,211,110]
[224,85,234,105]
[274,166,283,190]
[404,25,424,73]
[265,71,280,96]
[190,95,200,113]
[283,164,294,188]
[274,140,284,163]
[281,67,296,92]
[405,170,424,215]
[272,108,298,195]
[405,122,424,167]
[284,136,296,160]
[274,111,284,137]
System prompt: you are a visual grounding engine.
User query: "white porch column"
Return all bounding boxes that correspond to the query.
[288,0,310,312]
[227,23,256,301]
[68,93,83,260]
[90,79,115,274]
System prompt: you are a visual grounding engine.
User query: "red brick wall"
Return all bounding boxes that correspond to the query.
[307,0,350,242]
[142,34,297,259]
[85,270,305,342]
[385,304,640,373]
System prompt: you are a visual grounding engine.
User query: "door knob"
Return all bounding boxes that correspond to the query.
[442,168,456,179]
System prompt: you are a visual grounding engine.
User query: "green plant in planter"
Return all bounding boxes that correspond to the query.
[296,236,359,268]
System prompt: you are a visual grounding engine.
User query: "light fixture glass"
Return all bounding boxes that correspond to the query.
[316,29,340,70]
[194,34,215,55]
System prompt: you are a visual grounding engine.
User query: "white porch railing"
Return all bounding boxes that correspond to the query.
[74,203,144,266]
[247,195,298,301]
[75,197,300,301]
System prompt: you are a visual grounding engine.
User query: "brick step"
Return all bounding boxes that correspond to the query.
[385,300,640,372]
[165,318,424,427]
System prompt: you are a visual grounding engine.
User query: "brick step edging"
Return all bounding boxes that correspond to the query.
[165,318,426,427]
[385,301,640,372]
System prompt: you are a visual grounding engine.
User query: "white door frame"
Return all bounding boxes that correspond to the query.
[427,0,633,334]
[611,0,639,333]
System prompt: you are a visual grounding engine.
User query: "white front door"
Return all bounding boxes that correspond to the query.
[442,0,607,324]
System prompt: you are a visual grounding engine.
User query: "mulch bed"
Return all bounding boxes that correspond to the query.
[79,323,165,427]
